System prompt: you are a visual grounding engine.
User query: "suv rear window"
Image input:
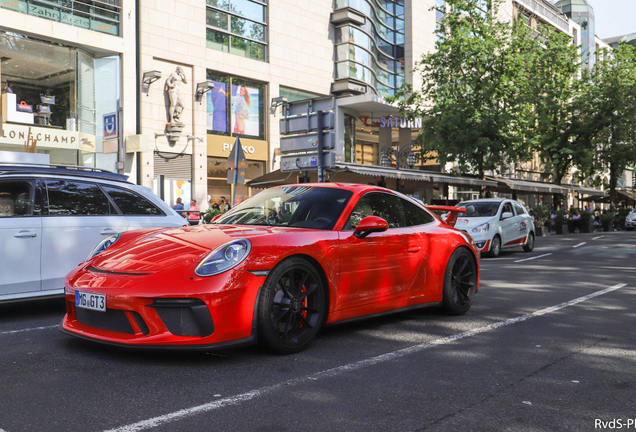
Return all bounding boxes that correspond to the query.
[102,186,164,215]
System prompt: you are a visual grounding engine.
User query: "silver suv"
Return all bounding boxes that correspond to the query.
[0,163,187,303]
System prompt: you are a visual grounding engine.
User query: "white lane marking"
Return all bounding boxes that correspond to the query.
[572,242,586,248]
[0,325,58,335]
[514,253,552,263]
[103,283,628,432]
[593,236,604,240]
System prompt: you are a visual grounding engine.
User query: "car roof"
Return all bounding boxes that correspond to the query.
[459,198,507,203]
[0,163,129,183]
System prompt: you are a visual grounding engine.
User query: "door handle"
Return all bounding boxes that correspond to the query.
[100,229,117,235]
[407,247,421,253]
[14,231,37,238]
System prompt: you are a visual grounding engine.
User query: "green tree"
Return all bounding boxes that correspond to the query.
[390,0,534,195]
[576,44,636,208]
[523,27,583,207]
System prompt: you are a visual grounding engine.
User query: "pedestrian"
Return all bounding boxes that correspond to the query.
[220,196,231,212]
[188,199,200,225]
[173,197,185,218]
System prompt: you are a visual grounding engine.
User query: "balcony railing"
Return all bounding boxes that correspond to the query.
[1,0,120,37]
[514,0,569,34]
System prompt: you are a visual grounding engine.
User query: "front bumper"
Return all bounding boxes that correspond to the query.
[60,268,265,349]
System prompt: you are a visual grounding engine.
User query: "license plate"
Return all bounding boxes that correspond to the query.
[75,290,106,312]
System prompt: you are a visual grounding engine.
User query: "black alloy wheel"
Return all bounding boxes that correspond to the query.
[523,232,535,252]
[258,257,326,354]
[442,248,477,315]
[488,235,501,258]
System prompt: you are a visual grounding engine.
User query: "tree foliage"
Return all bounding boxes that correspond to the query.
[576,44,636,207]
[390,0,534,185]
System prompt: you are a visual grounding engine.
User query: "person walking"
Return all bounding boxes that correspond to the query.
[173,197,185,218]
[188,199,200,225]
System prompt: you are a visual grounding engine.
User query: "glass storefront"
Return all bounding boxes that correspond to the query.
[0,31,118,169]
[207,156,264,207]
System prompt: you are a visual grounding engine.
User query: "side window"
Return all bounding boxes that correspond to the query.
[0,180,35,217]
[501,202,513,217]
[45,180,113,216]
[346,192,405,230]
[102,186,165,216]
[403,200,434,226]
[513,202,526,216]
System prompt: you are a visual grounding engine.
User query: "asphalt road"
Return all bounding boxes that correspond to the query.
[1,231,635,432]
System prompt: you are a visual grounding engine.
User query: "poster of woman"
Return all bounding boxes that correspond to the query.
[231,85,259,136]
[206,81,228,133]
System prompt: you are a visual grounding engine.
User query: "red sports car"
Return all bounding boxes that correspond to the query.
[60,183,480,354]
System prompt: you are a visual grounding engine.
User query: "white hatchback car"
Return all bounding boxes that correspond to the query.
[453,198,535,257]
[0,164,187,303]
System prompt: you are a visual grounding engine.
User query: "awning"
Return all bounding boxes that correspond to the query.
[617,189,636,201]
[486,176,571,194]
[247,163,497,188]
[563,184,607,197]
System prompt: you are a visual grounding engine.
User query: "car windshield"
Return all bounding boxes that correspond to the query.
[214,186,353,230]
[457,201,501,217]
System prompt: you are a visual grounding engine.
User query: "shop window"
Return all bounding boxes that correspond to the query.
[206,0,267,62]
[206,72,265,140]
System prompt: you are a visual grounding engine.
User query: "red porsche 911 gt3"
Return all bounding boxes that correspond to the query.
[60,183,479,354]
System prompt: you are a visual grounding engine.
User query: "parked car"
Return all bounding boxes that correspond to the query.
[0,163,187,303]
[625,211,636,231]
[60,183,480,354]
[453,198,535,257]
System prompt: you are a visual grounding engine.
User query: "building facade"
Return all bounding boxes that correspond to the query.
[1,0,624,211]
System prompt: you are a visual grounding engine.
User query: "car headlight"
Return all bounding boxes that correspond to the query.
[195,239,251,277]
[472,222,490,233]
[86,233,121,261]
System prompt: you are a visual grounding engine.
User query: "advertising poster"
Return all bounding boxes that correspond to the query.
[231,84,260,137]
[206,81,229,133]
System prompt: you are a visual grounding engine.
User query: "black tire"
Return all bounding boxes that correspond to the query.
[442,248,477,315]
[257,257,326,354]
[487,235,501,258]
[523,232,535,252]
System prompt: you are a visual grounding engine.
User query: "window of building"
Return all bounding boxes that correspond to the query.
[1,0,120,36]
[206,0,267,62]
[206,72,265,140]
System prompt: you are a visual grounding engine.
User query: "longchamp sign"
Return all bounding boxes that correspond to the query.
[0,124,96,152]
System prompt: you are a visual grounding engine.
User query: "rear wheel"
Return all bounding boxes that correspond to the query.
[257,257,325,354]
[523,232,535,252]
[487,235,501,258]
[442,248,477,315]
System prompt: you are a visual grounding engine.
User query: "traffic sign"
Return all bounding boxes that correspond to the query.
[280,131,335,153]
[225,136,247,169]
[103,112,118,140]
[280,152,336,172]
[280,111,334,135]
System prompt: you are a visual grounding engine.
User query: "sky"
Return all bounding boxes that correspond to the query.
[578,0,636,40]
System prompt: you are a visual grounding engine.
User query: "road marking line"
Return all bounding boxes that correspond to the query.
[0,325,58,335]
[514,253,552,263]
[103,283,628,432]
[593,236,604,240]
[572,242,586,248]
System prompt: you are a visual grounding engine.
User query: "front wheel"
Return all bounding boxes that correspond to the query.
[486,235,501,258]
[442,248,477,315]
[257,257,326,354]
[523,232,535,252]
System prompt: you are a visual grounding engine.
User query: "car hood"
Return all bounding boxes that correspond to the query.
[452,216,496,231]
[90,224,304,273]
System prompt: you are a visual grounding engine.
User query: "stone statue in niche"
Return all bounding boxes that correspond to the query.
[165,67,187,127]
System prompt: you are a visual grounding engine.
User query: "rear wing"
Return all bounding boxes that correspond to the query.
[426,206,466,228]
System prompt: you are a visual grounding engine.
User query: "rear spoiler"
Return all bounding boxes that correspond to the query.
[426,206,466,228]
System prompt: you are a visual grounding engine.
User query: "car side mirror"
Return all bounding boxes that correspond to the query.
[501,211,514,220]
[354,216,388,239]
